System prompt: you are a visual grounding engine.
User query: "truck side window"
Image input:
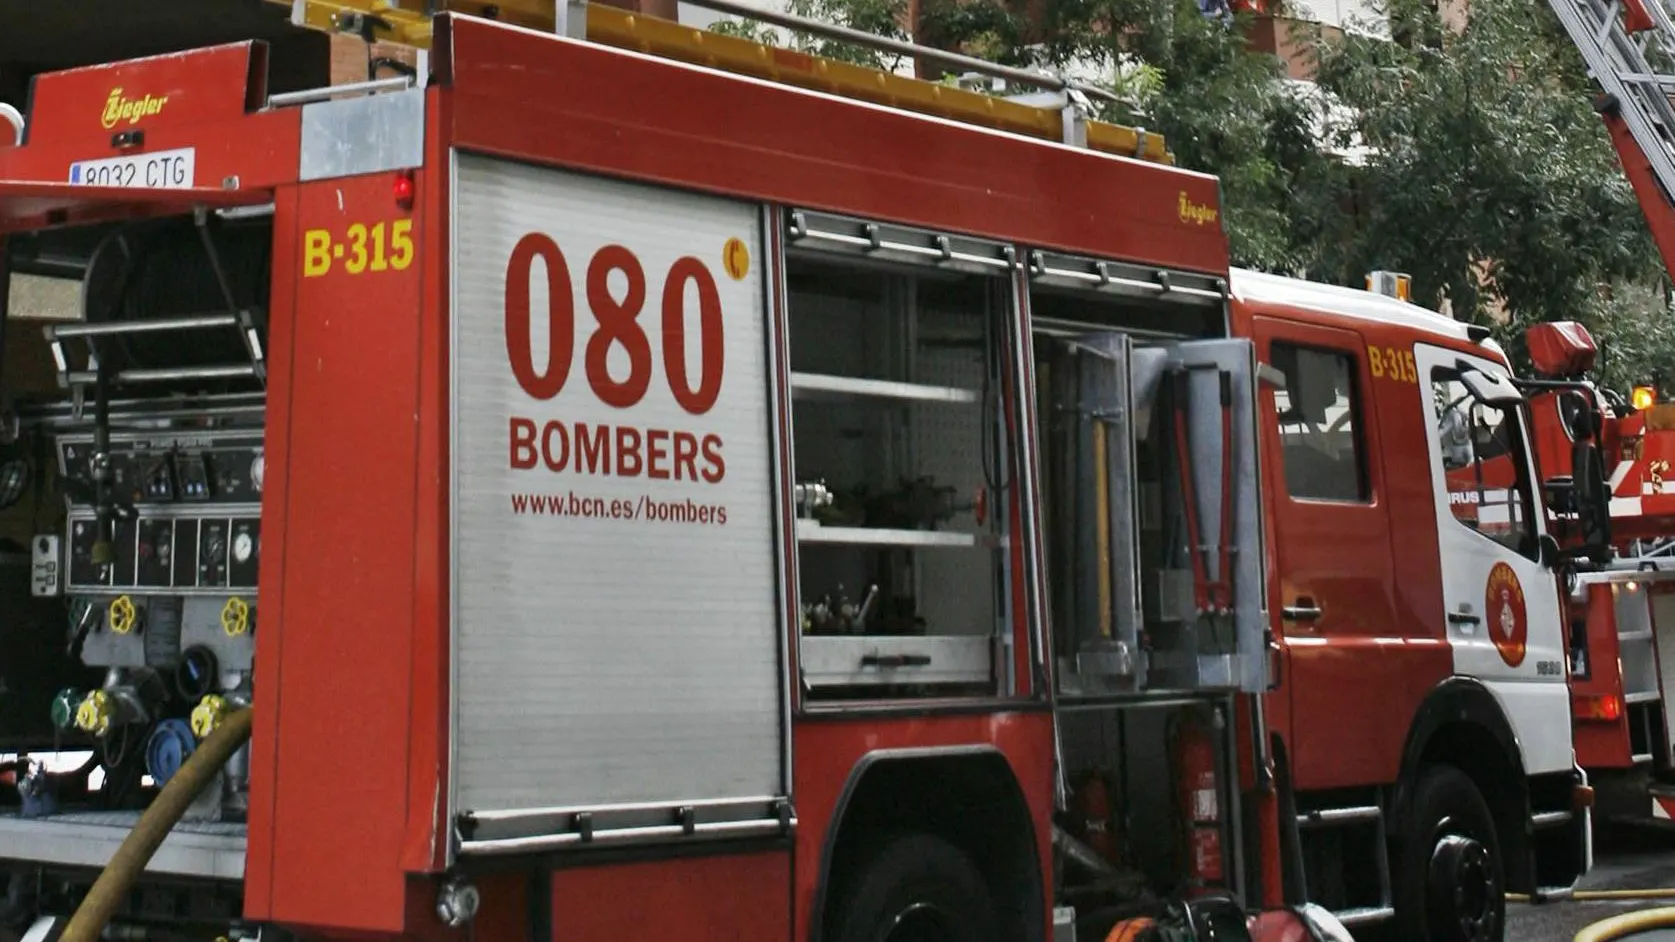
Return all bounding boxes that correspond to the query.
[1270,342,1369,502]
[1431,367,1538,559]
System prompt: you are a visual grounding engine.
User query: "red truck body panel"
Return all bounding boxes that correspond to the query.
[0,15,1231,938]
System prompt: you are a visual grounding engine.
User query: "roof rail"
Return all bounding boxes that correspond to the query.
[274,0,1173,163]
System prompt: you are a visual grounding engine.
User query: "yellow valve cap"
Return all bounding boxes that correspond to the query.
[191,695,228,739]
[75,690,112,737]
[220,597,250,637]
[1634,385,1658,411]
[108,595,138,635]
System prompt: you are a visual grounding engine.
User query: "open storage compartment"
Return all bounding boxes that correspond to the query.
[782,210,1019,701]
[1026,254,1267,699]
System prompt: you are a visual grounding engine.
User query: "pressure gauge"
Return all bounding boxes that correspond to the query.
[250,454,265,493]
[233,532,254,564]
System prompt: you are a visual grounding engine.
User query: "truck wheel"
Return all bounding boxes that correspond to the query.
[828,832,1000,942]
[1394,765,1504,942]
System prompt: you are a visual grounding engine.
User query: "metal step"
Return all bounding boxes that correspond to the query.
[1294,801,1395,929]
[1532,810,1574,829]
[0,809,245,879]
[1296,804,1381,828]
[63,364,260,386]
[1334,906,1397,927]
[48,314,242,339]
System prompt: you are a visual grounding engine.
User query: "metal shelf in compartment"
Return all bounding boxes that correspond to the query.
[789,371,979,405]
[795,519,981,548]
[800,634,994,689]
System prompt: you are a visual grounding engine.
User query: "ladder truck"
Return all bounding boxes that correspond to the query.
[1521,0,1675,829]
[0,2,1593,941]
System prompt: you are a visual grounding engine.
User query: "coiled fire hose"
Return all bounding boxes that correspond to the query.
[59,708,253,942]
[1573,907,1675,941]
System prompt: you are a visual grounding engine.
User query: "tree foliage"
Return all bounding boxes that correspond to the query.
[714,0,1329,269]
[708,0,1675,386]
[1309,0,1662,328]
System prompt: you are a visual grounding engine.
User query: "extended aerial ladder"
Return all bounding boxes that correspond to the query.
[1537,0,1675,533]
[1549,0,1675,295]
[1515,0,1675,827]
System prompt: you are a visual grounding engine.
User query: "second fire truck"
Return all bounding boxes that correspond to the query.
[0,2,1600,941]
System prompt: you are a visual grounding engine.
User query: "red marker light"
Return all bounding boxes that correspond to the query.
[1575,694,1623,722]
[393,170,415,209]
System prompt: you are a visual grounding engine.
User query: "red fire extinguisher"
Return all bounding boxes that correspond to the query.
[1170,704,1224,896]
[1070,769,1122,866]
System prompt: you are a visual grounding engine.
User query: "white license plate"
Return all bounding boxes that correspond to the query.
[69,147,196,190]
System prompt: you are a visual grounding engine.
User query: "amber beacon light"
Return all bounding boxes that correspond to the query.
[1365,270,1413,302]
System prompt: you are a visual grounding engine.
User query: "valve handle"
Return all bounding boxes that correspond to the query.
[108,595,138,635]
[191,694,228,740]
[75,689,113,737]
[220,597,250,637]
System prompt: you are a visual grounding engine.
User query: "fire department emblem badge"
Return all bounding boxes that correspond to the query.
[1484,562,1528,668]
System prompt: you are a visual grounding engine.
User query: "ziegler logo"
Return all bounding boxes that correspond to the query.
[1178,192,1218,227]
[101,88,168,130]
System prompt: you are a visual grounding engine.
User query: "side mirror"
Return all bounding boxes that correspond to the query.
[1460,366,1524,406]
[1573,439,1613,549]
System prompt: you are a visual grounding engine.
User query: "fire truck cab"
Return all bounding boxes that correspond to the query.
[0,5,1587,942]
[1232,270,1588,928]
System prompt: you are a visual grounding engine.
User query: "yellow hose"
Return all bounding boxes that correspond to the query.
[1509,889,1675,903]
[59,708,253,942]
[1573,906,1675,942]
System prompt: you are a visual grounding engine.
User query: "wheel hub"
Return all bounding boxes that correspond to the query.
[1427,833,1498,942]
[884,902,958,942]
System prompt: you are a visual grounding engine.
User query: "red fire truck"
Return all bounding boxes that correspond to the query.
[0,3,1594,942]
[1483,0,1675,830]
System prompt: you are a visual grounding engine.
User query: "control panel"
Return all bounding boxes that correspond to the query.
[57,430,264,594]
[59,431,265,508]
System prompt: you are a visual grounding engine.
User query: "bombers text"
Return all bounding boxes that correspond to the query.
[509,416,725,483]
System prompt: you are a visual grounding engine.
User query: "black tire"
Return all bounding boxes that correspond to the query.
[1393,765,1505,942]
[828,832,1001,942]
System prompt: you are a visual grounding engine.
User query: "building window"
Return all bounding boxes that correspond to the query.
[1270,342,1370,502]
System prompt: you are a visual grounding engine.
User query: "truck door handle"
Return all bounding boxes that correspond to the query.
[1282,601,1321,622]
[1448,611,1481,626]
